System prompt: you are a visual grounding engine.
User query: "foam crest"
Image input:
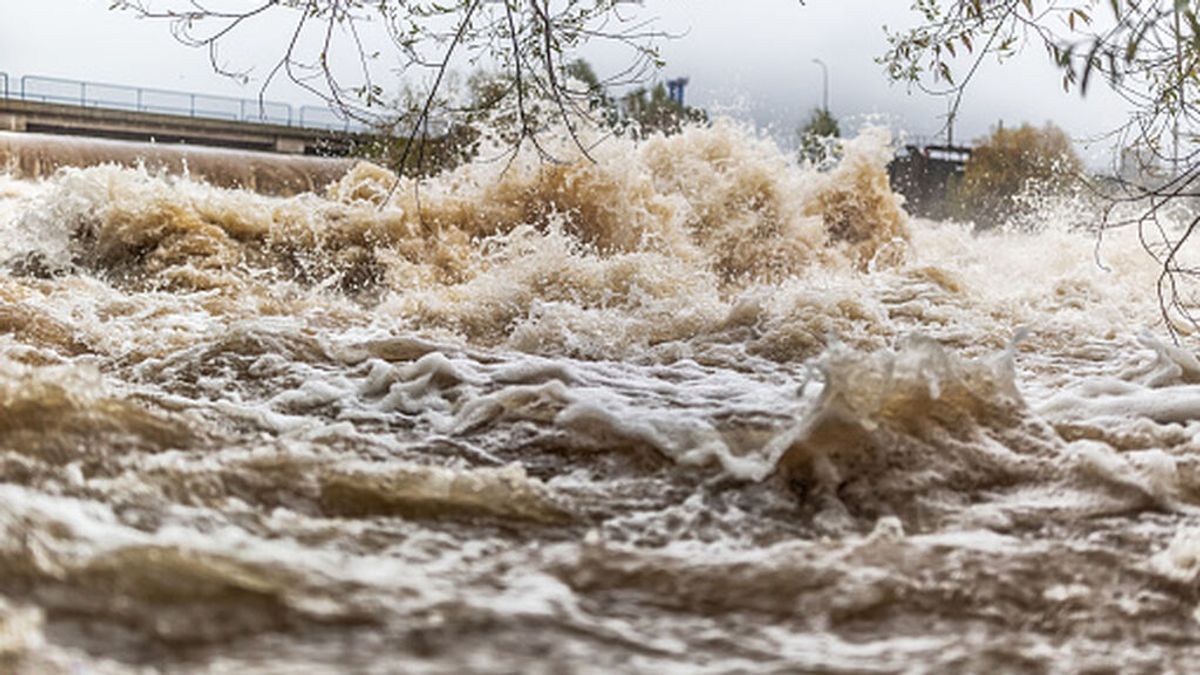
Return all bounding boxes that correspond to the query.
[772,334,1060,526]
[1,124,909,354]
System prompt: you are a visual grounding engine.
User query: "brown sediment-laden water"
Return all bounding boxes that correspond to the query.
[2,121,1200,673]
[0,132,354,197]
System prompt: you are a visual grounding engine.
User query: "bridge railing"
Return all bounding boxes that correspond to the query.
[18,75,298,127]
[298,105,374,133]
[2,74,377,134]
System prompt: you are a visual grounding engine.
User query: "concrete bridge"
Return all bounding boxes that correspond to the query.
[0,73,369,155]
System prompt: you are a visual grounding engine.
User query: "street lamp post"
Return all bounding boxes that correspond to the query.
[813,58,829,113]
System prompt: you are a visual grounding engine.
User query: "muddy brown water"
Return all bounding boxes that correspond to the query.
[1,123,1200,673]
[0,131,353,196]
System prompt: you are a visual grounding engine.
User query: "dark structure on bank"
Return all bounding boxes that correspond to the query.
[887,143,972,220]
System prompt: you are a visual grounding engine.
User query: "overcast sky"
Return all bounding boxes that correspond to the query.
[0,0,1134,165]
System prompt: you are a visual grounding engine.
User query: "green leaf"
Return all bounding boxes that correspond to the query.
[939,62,954,84]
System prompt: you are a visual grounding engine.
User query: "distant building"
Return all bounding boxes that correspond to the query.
[666,78,689,107]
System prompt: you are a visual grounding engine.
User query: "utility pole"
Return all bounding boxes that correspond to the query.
[812,58,829,113]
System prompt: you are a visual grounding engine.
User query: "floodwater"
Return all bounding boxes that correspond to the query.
[1,122,1200,673]
[0,132,353,197]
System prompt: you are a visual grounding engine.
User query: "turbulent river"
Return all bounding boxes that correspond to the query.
[2,122,1200,673]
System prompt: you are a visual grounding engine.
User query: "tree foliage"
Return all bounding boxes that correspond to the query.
[953,122,1083,228]
[350,60,705,175]
[111,0,670,173]
[617,83,707,138]
[880,0,1199,162]
[798,107,841,166]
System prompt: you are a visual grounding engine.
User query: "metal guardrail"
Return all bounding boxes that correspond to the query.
[0,73,372,133]
[299,105,370,133]
[18,75,293,126]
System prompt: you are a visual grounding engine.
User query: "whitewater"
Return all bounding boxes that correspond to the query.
[1,121,1199,673]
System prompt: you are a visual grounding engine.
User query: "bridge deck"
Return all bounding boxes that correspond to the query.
[0,73,371,155]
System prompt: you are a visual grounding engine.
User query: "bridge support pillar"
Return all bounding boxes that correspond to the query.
[274,137,307,154]
[0,114,26,132]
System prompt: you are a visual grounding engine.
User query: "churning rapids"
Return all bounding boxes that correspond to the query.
[2,122,1200,673]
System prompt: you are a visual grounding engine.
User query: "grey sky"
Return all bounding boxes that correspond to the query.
[0,1,1133,165]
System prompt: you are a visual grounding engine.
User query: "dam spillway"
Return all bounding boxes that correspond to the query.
[0,131,356,196]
